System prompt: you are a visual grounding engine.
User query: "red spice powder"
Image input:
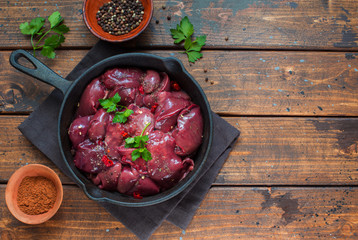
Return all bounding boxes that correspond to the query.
[17,176,57,215]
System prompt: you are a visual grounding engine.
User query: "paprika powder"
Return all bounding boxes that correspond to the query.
[17,176,57,215]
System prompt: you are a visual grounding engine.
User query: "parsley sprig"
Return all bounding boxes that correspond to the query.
[99,93,134,124]
[125,122,152,161]
[170,16,206,63]
[19,11,69,59]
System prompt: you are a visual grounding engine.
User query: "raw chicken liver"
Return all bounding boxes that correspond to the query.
[69,68,203,197]
[77,78,106,117]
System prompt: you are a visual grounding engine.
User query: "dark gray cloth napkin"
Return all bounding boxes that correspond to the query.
[18,41,240,240]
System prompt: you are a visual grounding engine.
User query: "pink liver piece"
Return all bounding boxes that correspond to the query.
[69,115,93,149]
[102,68,143,89]
[77,78,107,117]
[69,68,203,197]
[73,139,106,174]
[173,104,203,156]
[142,70,161,94]
[117,166,140,194]
[87,108,109,141]
[142,72,171,107]
[109,86,138,106]
[104,122,125,159]
[91,163,122,190]
[127,177,160,196]
[147,131,194,190]
[154,92,191,133]
[125,105,154,136]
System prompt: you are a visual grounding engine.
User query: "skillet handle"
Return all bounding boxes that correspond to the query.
[9,49,72,95]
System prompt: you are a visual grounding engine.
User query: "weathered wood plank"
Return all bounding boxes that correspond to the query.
[0,116,70,182]
[223,117,358,185]
[0,186,357,239]
[1,50,358,115]
[1,116,357,185]
[0,0,358,50]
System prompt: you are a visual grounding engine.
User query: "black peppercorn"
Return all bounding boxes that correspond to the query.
[97,0,145,36]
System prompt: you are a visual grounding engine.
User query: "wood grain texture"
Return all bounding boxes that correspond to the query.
[0,0,358,50]
[1,0,357,239]
[0,116,70,183]
[1,50,358,115]
[223,117,358,185]
[0,185,357,239]
[1,116,357,185]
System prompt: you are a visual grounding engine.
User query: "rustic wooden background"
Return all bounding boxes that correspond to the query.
[0,0,357,239]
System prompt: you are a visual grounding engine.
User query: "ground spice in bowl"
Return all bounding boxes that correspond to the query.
[17,176,57,215]
[96,0,144,36]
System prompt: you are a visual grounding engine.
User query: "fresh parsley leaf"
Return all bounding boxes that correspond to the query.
[52,24,70,34]
[140,134,149,143]
[41,35,64,59]
[170,28,185,44]
[44,34,65,48]
[187,41,202,52]
[113,109,134,123]
[125,136,138,149]
[126,137,135,144]
[187,51,203,63]
[99,93,121,112]
[180,16,194,38]
[19,22,32,35]
[125,137,135,148]
[170,16,206,63]
[99,93,133,123]
[184,37,192,50]
[123,108,134,117]
[141,148,152,161]
[113,112,126,123]
[19,11,69,59]
[131,149,141,161]
[196,35,207,46]
[36,27,45,36]
[112,93,121,103]
[41,45,56,59]
[19,17,45,35]
[124,122,152,161]
[48,11,63,28]
[133,136,142,148]
[99,99,117,112]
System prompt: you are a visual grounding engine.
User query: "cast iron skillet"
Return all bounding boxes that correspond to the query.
[9,49,213,207]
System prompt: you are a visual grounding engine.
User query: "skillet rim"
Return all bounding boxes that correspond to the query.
[58,53,213,207]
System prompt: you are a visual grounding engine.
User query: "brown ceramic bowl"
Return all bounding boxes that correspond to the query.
[83,0,153,42]
[5,164,63,224]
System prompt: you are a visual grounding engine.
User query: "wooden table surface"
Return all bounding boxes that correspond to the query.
[1,0,358,239]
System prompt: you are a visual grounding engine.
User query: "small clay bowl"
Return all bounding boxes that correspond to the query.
[83,0,153,42]
[5,164,63,224]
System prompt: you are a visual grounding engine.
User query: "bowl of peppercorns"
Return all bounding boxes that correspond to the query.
[83,0,153,42]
